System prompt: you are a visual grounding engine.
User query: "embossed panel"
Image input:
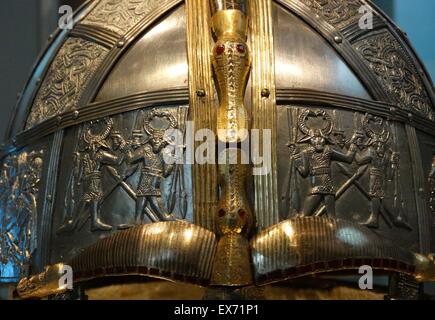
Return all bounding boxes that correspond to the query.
[82,0,165,35]
[299,0,364,30]
[0,148,45,282]
[277,105,420,252]
[50,106,192,263]
[25,38,109,129]
[353,30,434,120]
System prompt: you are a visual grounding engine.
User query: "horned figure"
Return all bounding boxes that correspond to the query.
[293,110,358,217]
[58,118,124,233]
[355,114,408,229]
[126,109,178,224]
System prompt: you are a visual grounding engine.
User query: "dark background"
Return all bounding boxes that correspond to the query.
[0,0,433,141]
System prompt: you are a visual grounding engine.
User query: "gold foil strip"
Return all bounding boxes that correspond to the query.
[248,0,279,229]
[186,0,218,231]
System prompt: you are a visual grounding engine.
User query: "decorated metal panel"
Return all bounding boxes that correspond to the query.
[277,105,421,252]
[50,106,192,263]
[0,139,51,282]
[81,0,169,35]
[25,38,109,129]
[416,131,435,252]
[353,30,434,120]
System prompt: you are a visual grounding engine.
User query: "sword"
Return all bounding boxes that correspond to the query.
[336,163,412,230]
[105,166,138,201]
[315,164,368,217]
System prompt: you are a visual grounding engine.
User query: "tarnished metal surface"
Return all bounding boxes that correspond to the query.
[273,3,371,100]
[70,221,216,285]
[0,148,45,282]
[0,0,434,298]
[81,0,169,35]
[50,105,192,263]
[96,5,189,101]
[25,38,109,129]
[251,217,417,285]
[277,105,421,251]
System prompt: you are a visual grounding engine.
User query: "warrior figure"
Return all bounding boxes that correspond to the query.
[355,114,398,228]
[127,109,178,223]
[294,110,358,217]
[58,118,123,233]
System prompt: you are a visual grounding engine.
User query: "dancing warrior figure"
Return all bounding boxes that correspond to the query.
[294,110,358,217]
[127,110,178,223]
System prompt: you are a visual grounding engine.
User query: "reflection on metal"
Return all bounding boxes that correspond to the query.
[299,0,363,30]
[414,253,435,283]
[0,150,44,281]
[2,0,435,299]
[186,0,218,231]
[354,31,434,120]
[430,157,435,218]
[251,217,417,285]
[211,149,254,286]
[57,106,189,234]
[82,0,166,35]
[282,107,412,231]
[211,3,251,143]
[70,221,216,285]
[248,0,280,230]
[208,0,254,287]
[95,5,189,101]
[25,38,109,129]
[17,263,68,299]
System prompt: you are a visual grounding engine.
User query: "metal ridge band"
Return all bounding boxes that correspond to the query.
[186,0,218,231]
[70,24,120,49]
[69,221,217,286]
[276,0,435,120]
[0,88,189,158]
[17,222,217,299]
[6,0,98,139]
[251,217,418,285]
[3,88,435,158]
[249,0,280,230]
[277,89,435,137]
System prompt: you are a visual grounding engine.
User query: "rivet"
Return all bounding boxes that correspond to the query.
[261,88,271,98]
[334,36,343,44]
[73,110,80,119]
[116,39,125,48]
[196,89,206,97]
[47,195,52,202]
[56,116,62,125]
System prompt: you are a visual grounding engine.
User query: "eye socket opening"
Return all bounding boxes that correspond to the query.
[238,209,246,219]
[218,209,226,217]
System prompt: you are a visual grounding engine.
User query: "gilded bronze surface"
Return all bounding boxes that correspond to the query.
[1,0,435,300]
[17,263,69,299]
[211,9,251,143]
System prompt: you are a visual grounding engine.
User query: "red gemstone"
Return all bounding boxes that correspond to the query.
[216,44,225,55]
[237,44,245,53]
